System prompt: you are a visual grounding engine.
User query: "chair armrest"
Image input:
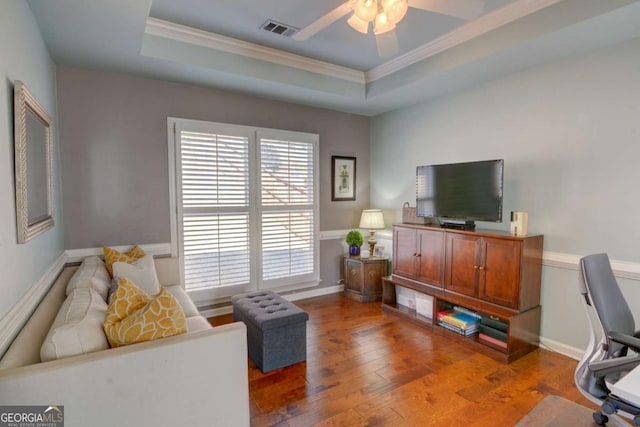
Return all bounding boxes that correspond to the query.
[609,331,640,353]
[588,355,640,377]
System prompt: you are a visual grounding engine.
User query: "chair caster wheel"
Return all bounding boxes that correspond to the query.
[593,412,609,425]
[601,400,617,415]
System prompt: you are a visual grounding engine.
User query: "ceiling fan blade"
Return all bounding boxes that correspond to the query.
[292,1,353,41]
[375,30,398,58]
[408,0,485,20]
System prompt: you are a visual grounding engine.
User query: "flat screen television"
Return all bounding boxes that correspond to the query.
[416,159,503,229]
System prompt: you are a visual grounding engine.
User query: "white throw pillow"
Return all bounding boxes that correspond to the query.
[40,288,109,362]
[112,254,161,296]
[165,285,200,318]
[66,256,111,301]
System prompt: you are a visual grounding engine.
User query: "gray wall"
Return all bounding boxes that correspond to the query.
[56,66,370,287]
[370,36,640,352]
[0,1,64,319]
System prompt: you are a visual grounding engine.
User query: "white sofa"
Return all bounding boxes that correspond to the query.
[0,257,250,427]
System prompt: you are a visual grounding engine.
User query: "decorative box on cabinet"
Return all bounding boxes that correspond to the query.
[344,256,387,302]
[383,224,544,363]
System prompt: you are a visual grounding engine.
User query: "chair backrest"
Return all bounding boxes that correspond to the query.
[579,253,635,357]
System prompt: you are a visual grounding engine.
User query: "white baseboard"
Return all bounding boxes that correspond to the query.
[0,252,67,358]
[539,336,584,361]
[198,284,344,318]
[198,305,233,319]
[282,284,344,302]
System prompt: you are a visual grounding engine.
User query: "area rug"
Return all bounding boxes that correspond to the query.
[515,395,599,426]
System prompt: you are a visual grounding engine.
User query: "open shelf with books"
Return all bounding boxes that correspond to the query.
[382,224,543,364]
[435,302,481,338]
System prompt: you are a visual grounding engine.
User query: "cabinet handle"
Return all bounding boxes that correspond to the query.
[478,266,486,271]
[413,253,418,257]
[474,265,479,270]
[416,253,422,258]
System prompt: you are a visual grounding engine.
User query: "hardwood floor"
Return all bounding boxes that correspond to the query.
[210,293,597,426]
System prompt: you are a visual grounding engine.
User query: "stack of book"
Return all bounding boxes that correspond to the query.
[436,307,481,336]
[478,315,508,349]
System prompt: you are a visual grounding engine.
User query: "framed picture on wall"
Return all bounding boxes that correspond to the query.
[374,246,385,257]
[331,156,356,201]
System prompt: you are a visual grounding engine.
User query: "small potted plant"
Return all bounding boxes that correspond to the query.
[345,230,364,257]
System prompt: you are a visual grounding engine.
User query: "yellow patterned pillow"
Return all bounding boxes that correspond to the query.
[103,245,146,277]
[103,277,187,348]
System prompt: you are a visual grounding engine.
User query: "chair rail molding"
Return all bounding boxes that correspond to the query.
[323,229,640,281]
[65,243,172,263]
[543,251,640,281]
[0,252,67,358]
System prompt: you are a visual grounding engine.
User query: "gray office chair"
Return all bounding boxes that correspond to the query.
[575,253,640,425]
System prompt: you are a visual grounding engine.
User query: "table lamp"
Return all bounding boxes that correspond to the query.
[359,209,385,255]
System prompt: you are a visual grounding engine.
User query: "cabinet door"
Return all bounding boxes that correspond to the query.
[480,238,521,308]
[416,229,444,287]
[345,259,362,294]
[363,261,385,298]
[393,227,417,279]
[445,233,481,297]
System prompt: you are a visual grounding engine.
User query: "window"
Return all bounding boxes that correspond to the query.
[169,119,319,304]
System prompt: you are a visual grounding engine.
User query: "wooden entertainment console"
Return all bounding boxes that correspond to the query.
[382,224,544,363]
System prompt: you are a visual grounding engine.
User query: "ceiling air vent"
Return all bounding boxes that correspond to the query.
[260,20,298,37]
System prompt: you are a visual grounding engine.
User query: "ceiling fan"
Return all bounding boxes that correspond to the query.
[292,0,485,58]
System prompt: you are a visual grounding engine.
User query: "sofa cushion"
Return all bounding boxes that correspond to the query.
[186,316,213,332]
[112,254,160,297]
[104,277,187,348]
[165,285,200,318]
[66,256,111,301]
[40,288,110,362]
[103,245,146,277]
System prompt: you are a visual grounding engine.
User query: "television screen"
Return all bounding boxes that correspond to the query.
[416,159,504,222]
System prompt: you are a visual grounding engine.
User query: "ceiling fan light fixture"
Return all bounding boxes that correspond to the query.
[373,11,395,35]
[382,0,408,24]
[347,14,369,34]
[354,0,378,22]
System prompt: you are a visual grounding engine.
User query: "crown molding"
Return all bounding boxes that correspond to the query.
[146,0,563,87]
[145,17,366,85]
[366,0,563,82]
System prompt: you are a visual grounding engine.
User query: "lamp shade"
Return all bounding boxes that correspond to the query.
[359,209,385,229]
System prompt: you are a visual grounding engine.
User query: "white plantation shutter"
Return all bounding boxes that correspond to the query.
[179,130,251,292]
[182,214,250,289]
[262,211,314,280]
[171,119,318,302]
[260,138,315,283]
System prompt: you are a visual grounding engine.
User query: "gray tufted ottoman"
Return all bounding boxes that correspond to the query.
[232,290,309,372]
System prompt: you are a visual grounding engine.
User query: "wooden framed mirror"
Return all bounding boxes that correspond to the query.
[14,80,54,243]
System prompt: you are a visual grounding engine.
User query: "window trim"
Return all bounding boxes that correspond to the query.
[168,118,320,304]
